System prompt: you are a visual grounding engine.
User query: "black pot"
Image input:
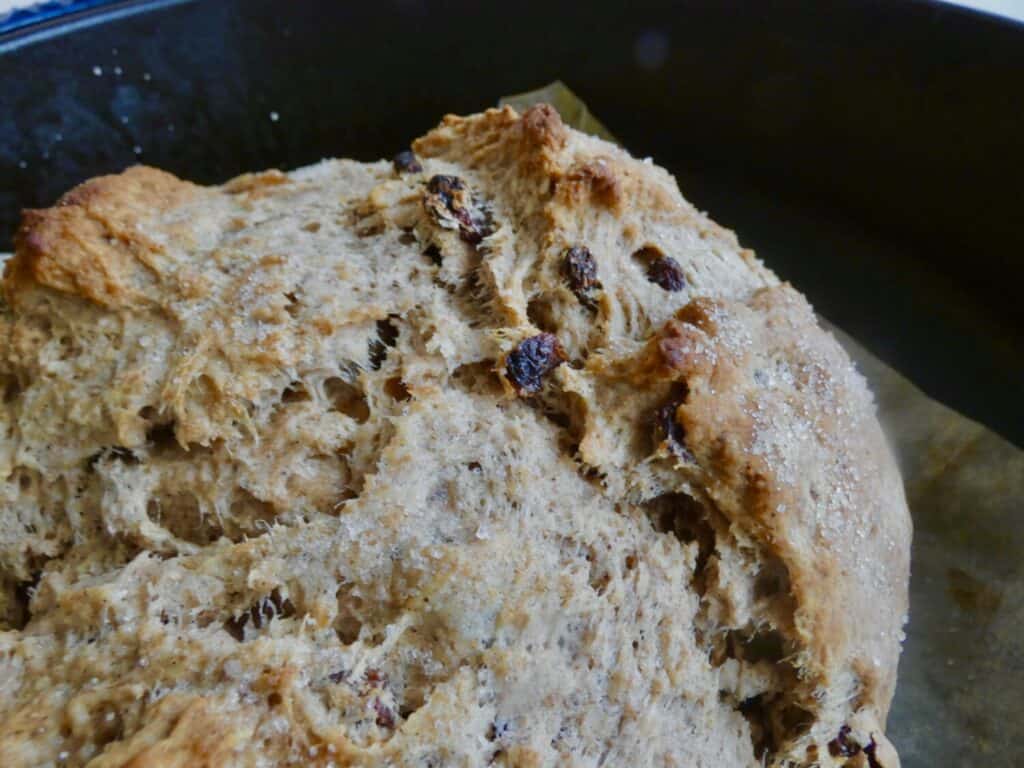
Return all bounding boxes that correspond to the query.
[1,6,1023,763]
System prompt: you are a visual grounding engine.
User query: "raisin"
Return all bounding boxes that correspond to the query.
[646,255,687,292]
[505,334,566,395]
[455,206,492,245]
[87,446,138,469]
[827,725,860,758]
[654,383,692,459]
[563,246,600,299]
[328,669,347,684]
[424,174,493,245]
[427,174,464,202]
[864,737,884,768]
[364,668,387,687]
[392,149,422,174]
[373,697,395,728]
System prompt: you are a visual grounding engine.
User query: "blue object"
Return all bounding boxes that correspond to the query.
[0,0,193,51]
[0,1,121,35]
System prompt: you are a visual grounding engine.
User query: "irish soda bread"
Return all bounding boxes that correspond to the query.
[0,105,910,767]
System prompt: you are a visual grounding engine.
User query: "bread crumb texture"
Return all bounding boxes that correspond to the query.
[0,106,909,768]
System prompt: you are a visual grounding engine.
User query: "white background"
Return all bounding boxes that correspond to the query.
[944,0,1024,16]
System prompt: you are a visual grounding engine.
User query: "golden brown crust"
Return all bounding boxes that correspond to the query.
[660,286,908,744]
[519,102,569,154]
[7,167,198,309]
[221,169,290,195]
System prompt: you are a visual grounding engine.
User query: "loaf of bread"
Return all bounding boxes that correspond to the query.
[0,105,910,767]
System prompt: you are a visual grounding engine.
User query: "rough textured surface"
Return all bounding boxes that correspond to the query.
[0,105,910,768]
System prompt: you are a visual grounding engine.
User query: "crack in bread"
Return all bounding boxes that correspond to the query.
[0,105,909,767]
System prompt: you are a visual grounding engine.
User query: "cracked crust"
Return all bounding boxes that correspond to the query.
[0,106,909,767]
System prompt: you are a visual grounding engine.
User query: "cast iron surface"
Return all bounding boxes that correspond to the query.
[1,2,1022,765]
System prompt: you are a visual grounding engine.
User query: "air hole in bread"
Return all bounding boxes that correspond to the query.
[144,417,178,454]
[146,493,225,546]
[633,244,687,292]
[643,493,715,583]
[56,335,76,360]
[224,589,296,642]
[6,572,41,630]
[120,445,143,464]
[334,585,365,644]
[335,614,363,645]
[378,317,399,347]
[532,386,586,446]
[1,373,21,403]
[227,489,279,536]
[523,394,584,459]
[738,694,771,760]
[335,488,360,508]
[591,572,611,596]
[716,622,811,763]
[281,381,310,403]
[90,707,126,750]
[738,697,814,760]
[538,407,571,431]
[398,230,417,246]
[302,221,321,233]
[431,276,457,297]
[754,562,790,600]
[324,378,370,423]
[486,719,511,743]
[369,317,399,370]
[357,222,386,238]
[631,244,664,265]
[730,628,787,665]
[582,545,613,596]
[778,703,814,743]
[223,615,246,642]
[526,296,558,334]
[452,361,503,396]
[15,469,33,491]
[423,243,442,266]
[384,377,411,402]
[711,624,792,671]
[577,463,605,490]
